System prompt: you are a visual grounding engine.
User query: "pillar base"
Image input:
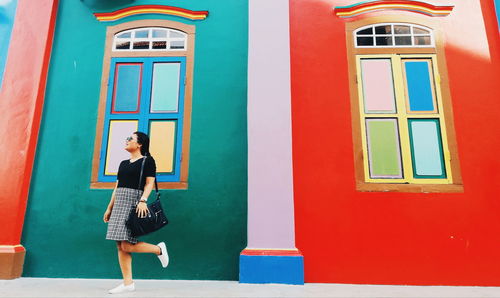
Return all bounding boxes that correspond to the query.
[0,245,25,279]
[239,249,304,285]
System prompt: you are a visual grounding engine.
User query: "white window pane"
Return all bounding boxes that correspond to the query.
[113,28,188,52]
[133,41,150,50]
[152,41,167,49]
[170,40,185,49]
[395,36,412,45]
[117,32,131,39]
[375,25,391,34]
[376,36,393,46]
[414,36,431,46]
[394,25,411,34]
[115,41,131,50]
[152,29,167,38]
[134,29,149,38]
[105,120,138,175]
[357,36,374,46]
[170,31,185,38]
[413,27,430,35]
[357,27,373,35]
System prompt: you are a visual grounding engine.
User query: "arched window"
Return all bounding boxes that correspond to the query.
[91,20,195,189]
[355,23,433,48]
[346,19,462,192]
[113,27,188,51]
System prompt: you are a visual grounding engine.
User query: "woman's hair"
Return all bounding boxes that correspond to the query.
[134,131,151,156]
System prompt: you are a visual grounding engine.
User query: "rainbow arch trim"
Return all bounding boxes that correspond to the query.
[334,1,454,18]
[94,5,209,22]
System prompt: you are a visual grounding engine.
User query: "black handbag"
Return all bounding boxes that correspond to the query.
[126,157,168,237]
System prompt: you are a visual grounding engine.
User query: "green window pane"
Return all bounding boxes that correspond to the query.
[366,119,403,178]
[408,119,446,178]
[150,62,181,113]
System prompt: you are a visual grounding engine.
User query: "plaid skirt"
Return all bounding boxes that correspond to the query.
[106,187,143,244]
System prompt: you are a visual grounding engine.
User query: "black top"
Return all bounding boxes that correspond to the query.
[117,156,156,191]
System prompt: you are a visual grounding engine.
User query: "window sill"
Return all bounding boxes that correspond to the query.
[356,182,464,193]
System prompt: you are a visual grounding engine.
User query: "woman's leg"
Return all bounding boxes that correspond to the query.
[121,241,161,255]
[116,241,133,285]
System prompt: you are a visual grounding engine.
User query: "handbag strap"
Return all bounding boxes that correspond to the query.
[137,156,161,201]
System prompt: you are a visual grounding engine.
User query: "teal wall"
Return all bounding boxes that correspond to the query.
[22,0,248,280]
[0,0,17,87]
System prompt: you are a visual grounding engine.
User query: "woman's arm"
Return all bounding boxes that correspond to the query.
[103,181,119,223]
[141,177,155,201]
[136,177,155,217]
[108,181,119,209]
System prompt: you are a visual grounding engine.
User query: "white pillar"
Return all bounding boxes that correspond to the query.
[240,0,304,285]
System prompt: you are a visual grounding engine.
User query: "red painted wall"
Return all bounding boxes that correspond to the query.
[0,0,58,245]
[290,0,500,285]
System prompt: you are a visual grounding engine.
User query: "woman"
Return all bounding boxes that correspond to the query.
[103,131,169,294]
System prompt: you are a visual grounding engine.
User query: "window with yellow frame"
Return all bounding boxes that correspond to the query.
[356,54,452,184]
[346,20,463,192]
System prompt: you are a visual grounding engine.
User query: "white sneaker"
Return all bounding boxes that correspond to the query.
[157,242,169,268]
[108,282,135,294]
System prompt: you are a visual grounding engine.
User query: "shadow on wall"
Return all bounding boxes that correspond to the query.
[80,0,135,9]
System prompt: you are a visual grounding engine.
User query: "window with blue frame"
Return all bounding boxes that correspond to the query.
[92,23,195,189]
[99,57,186,183]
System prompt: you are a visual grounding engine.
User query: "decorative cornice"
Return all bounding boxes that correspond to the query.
[94,5,209,22]
[334,0,454,18]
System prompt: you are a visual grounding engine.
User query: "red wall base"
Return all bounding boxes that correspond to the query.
[0,246,25,279]
[0,0,58,278]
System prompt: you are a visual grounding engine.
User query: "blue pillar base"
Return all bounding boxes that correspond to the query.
[239,250,304,285]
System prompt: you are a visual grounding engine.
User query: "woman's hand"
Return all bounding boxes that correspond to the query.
[103,208,111,223]
[136,202,149,218]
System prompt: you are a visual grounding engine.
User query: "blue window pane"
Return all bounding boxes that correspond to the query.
[113,64,142,113]
[404,60,436,112]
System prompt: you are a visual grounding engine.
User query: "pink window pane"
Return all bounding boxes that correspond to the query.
[361,59,397,113]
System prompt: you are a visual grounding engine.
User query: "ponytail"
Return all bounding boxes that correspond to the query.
[133,131,151,157]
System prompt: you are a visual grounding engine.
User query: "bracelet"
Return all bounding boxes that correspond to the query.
[139,198,147,203]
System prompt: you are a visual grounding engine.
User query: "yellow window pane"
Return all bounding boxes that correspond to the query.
[149,121,176,173]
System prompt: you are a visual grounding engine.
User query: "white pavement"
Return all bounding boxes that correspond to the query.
[2,278,500,298]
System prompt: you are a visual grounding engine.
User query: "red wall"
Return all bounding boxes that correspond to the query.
[0,0,58,246]
[290,0,500,285]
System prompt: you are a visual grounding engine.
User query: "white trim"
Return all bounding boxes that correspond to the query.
[113,27,188,52]
[247,0,297,250]
[354,23,434,48]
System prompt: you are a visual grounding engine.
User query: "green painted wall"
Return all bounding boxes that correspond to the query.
[21,0,248,280]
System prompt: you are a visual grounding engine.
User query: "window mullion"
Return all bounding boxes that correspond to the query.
[355,56,372,182]
[430,55,453,184]
[392,54,413,183]
[139,58,153,133]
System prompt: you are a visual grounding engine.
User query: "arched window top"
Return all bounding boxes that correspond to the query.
[354,23,434,48]
[113,27,187,51]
